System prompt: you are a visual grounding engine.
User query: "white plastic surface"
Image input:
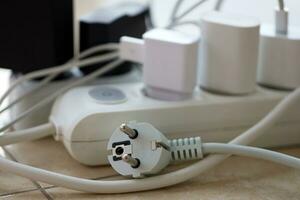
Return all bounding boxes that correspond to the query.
[9,68,142,130]
[199,12,260,95]
[107,122,171,178]
[120,37,144,63]
[258,25,300,89]
[143,29,200,99]
[50,82,300,166]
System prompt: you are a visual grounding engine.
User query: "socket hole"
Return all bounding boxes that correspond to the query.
[115,147,124,155]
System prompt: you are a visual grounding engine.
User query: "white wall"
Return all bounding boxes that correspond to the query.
[151,0,300,27]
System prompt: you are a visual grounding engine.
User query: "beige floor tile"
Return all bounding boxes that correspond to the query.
[0,171,37,196]
[5,138,117,187]
[0,147,38,196]
[0,190,46,200]
[45,147,300,200]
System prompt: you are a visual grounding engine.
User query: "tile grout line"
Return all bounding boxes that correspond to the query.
[0,188,41,198]
[2,145,125,197]
[2,147,54,200]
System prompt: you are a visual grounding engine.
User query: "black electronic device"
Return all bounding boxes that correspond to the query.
[0,0,74,74]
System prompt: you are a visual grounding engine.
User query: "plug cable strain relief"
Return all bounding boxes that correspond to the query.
[168,137,203,162]
[275,6,289,35]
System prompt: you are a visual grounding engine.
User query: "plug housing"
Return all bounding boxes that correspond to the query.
[120,28,200,101]
[107,121,171,178]
[257,7,300,90]
[257,25,300,90]
[143,29,199,100]
[199,12,260,95]
[107,121,205,178]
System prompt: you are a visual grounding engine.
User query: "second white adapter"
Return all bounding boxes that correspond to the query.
[257,7,300,90]
[120,28,200,101]
[258,25,300,90]
[199,12,260,95]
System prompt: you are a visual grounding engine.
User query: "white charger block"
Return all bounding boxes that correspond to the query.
[257,25,300,90]
[143,29,200,100]
[199,12,260,95]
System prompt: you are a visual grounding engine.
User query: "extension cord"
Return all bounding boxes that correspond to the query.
[9,68,142,130]
[50,82,300,166]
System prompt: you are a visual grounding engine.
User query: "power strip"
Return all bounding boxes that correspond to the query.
[9,68,142,130]
[50,82,300,166]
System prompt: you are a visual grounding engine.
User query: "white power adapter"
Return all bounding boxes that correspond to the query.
[257,7,300,90]
[199,12,260,95]
[120,28,200,101]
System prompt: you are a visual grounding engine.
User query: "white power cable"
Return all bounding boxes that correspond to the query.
[202,143,300,169]
[0,59,123,133]
[174,0,209,21]
[0,43,119,115]
[0,73,59,115]
[0,43,119,108]
[278,0,285,10]
[214,0,224,11]
[0,86,299,193]
[169,0,184,23]
[0,123,55,146]
[167,0,209,28]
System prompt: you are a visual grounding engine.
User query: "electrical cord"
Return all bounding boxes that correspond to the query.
[0,52,118,109]
[167,0,209,28]
[0,123,55,146]
[173,0,209,21]
[0,86,298,193]
[214,0,224,11]
[0,59,123,134]
[108,124,300,176]
[278,0,285,10]
[0,73,59,115]
[0,43,119,119]
[0,43,119,108]
[169,0,184,23]
[202,143,300,169]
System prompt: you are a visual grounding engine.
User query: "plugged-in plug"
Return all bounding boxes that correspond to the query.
[107,121,171,178]
[107,121,204,178]
[120,28,200,101]
[258,4,300,89]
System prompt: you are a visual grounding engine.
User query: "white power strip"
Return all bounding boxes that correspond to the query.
[9,68,142,130]
[50,82,300,166]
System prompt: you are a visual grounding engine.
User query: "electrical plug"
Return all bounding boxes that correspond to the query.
[107,121,203,178]
[107,121,171,178]
[120,28,200,101]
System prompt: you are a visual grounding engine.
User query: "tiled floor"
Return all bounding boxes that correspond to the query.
[1,137,300,199]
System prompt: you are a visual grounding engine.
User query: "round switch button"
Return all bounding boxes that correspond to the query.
[88,86,127,104]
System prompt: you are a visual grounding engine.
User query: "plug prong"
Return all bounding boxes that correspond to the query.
[122,154,140,168]
[120,123,138,139]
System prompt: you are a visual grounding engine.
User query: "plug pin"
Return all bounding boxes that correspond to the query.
[122,154,140,168]
[120,124,138,139]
